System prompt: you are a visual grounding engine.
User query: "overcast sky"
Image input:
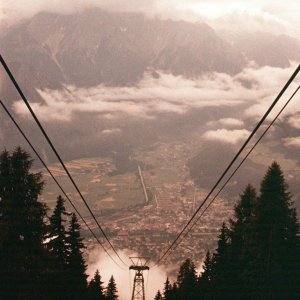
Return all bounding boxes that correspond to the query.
[0,0,300,37]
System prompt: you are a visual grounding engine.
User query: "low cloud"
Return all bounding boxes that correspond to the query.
[13,64,297,123]
[288,114,300,129]
[207,118,244,128]
[243,63,300,120]
[87,247,166,300]
[203,129,251,144]
[283,137,300,148]
[101,128,121,135]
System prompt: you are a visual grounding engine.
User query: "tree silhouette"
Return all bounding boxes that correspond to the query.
[0,148,47,299]
[88,269,106,300]
[163,277,172,300]
[176,258,198,300]
[106,276,119,300]
[199,251,213,299]
[47,195,70,299]
[250,162,299,299]
[154,290,163,300]
[228,184,257,299]
[65,213,87,300]
[48,195,68,264]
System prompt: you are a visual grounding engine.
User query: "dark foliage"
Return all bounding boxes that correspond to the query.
[88,269,106,300]
[0,148,47,300]
[158,162,299,300]
[65,213,88,300]
[106,275,119,300]
[0,148,93,300]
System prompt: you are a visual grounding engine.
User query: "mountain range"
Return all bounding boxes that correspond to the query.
[1,8,299,103]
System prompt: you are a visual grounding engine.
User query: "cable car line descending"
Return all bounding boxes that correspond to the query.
[153,64,300,267]
[0,99,126,270]
[0,54,128,268]
[1,51,299,270]
[155,83,300,265]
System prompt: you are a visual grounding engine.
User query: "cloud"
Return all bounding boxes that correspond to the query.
[87,247,166,300]
[101,128,121,135]
[202,129,250,144]
[1,0,300,38]
[288,114,300,129]
[283,137,300,148]
[243,63,300,120]
[207,118,244,128]
[12,64,297,122]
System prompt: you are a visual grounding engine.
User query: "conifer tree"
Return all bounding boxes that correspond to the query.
[201,251,213,283]
[250,162,299,300]
[228,184,257,299]
[176,258,198,300]
[211,223,230,300]
[199,251,213,299]
[169,282,179,300]
[65,213,87,300]
[88,269,105,300]
[230,184,257,249]
[0,148,47,299]
[163,277,172,300]
[106,275,119,300]
[154,290,163,300]
[48,195,68,264]
[46,195,70,300]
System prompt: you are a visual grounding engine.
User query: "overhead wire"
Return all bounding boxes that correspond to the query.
[1,51,299,270]
[0,99,126,270]
[154,84,300,266]
[0,54,128,268]
[153,64,300,267]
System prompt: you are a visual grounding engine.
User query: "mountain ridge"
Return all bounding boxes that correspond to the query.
[1,8,246,101]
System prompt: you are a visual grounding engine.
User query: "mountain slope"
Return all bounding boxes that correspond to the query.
[231,32,300,68]
[0,8,246,101]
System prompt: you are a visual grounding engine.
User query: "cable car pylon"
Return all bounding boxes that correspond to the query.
[129,257,150,300]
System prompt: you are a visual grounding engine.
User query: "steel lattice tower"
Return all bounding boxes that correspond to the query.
[129,257,150,300]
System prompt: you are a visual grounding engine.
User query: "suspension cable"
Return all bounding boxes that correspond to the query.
[153,65,300,266]
[0,99,126,270]
[0,54,128,267]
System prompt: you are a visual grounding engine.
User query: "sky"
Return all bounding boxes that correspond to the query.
[0,0,300,37]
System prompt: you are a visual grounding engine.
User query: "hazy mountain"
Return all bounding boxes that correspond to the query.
[230,32,300,68]
[211,12,291,38]
[209,12,300,68]
[0,8,246,101]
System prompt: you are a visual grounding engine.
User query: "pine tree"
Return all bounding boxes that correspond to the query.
[65,213,88,300]
[48,195,68,264]
[228,184,257,299]
[201,251,213,283]
[154,290,163,300]
[88,269,105,300]
[176,258,198,300]
[250,162,299,300]
[0,148,47,299]
[211,223,230,300]
[106,275,119,300]
[199,251,213,299]
[230,184,257,249]
[46,195,70,299]
[170,282,181,300]
[163,277,172,300]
